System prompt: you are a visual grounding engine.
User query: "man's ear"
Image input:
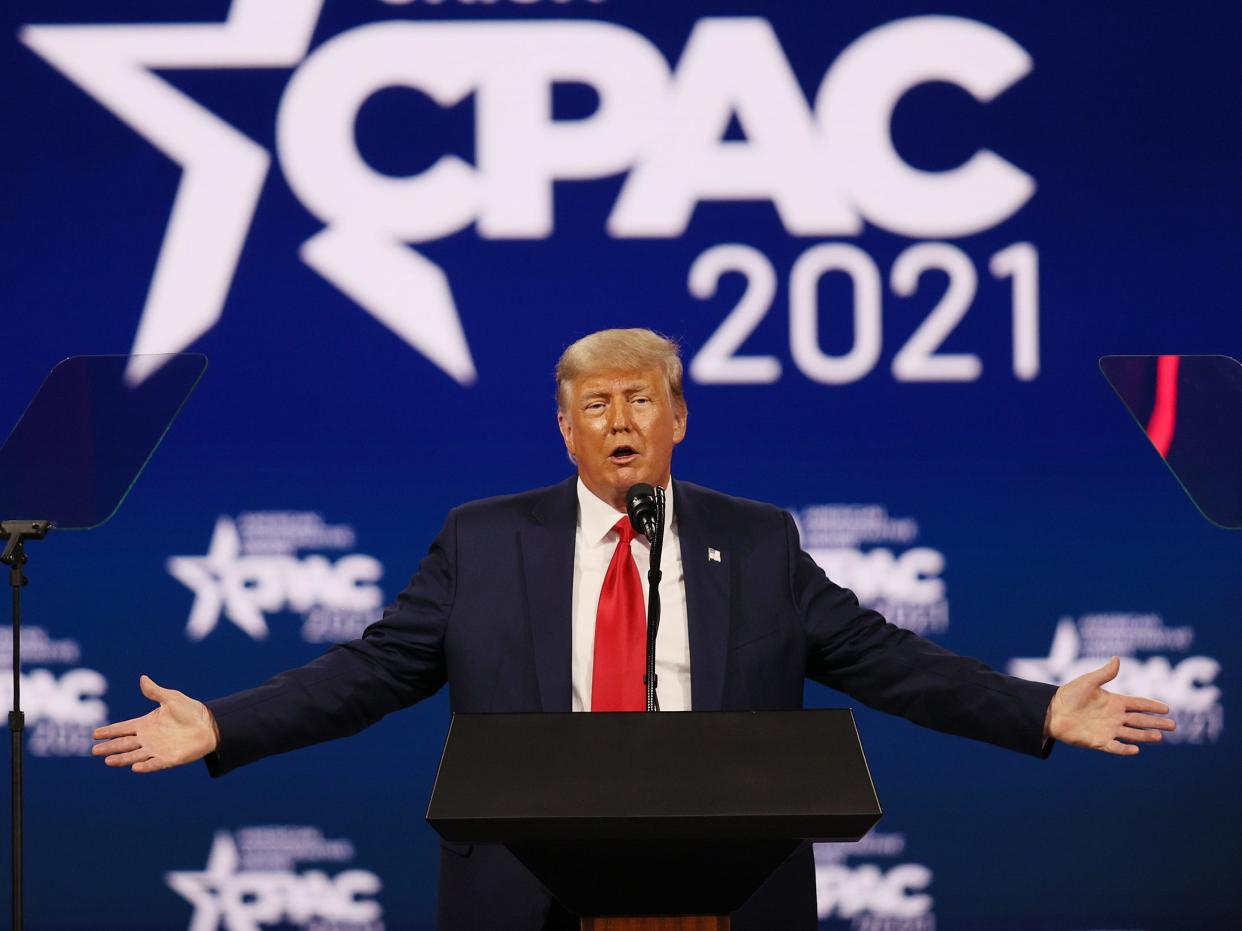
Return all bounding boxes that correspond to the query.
[557,410,577,463]
[672,404,688,445]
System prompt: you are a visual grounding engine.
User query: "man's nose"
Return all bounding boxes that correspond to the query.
[607,400,632,431]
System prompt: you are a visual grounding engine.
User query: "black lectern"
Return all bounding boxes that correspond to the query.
[427,710,882,930]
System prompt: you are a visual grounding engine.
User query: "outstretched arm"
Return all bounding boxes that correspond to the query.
[789,511,1175,758]
[93,509,457,777]
[1044,656,1175,755]
[92,675,220,773]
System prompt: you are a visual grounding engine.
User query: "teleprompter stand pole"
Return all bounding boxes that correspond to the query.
[1,519,50,931]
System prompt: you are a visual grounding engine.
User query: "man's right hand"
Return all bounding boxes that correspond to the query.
[92,675,220,773]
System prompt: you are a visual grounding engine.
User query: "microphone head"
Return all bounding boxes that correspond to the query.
[625,483,659,541]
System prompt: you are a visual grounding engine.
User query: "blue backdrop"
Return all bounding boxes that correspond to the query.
[4,2,1240,929]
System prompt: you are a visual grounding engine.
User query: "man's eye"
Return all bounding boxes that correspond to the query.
[586,402,606,412]
[632,397,650,405]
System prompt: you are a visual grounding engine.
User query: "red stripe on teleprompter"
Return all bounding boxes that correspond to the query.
[1145,354,1180,458]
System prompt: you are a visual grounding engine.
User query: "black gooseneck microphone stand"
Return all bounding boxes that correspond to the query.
[642,488,665,713]
[1,519,50,931]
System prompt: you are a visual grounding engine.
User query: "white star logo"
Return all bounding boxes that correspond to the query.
[167,516,270,641]
[1007,618,1085,685]
[21,0,476,387]
[166,832,240,931]
[167,830,383,930]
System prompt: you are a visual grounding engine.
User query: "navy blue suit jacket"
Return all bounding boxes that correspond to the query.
[207,477,1055,929]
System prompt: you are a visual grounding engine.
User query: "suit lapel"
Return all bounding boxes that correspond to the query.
[521,476,577,712]
[674,480,732,711]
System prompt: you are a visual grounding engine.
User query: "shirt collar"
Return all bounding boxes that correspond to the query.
[576,476,675,546]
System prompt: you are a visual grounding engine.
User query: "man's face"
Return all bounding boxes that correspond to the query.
[557,367,687,512]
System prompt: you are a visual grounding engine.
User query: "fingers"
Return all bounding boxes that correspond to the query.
[1105,720,1172,753]
[131,758,166,774]
[1084,656,1121,686]
[104,747,155,768]
[92,718,141,741]
[1124,712,1175,731]
[1117,725,1163,743]
[1124,695,1171,715]
[92,736,142,757]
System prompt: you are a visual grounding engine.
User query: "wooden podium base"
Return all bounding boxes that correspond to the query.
[581,918,730,931]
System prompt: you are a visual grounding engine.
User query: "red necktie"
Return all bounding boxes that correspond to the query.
[591,517,646,711]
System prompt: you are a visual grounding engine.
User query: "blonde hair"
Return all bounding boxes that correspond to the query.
[556,328,685,412]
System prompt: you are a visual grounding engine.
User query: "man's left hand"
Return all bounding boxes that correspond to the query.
[1044,656,1175,755]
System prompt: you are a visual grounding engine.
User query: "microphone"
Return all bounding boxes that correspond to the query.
[625,483,665,712]
[625,483,659,543]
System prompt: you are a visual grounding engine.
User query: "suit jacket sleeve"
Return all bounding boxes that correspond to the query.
[788,511,1055,757]
[204,509,459,776]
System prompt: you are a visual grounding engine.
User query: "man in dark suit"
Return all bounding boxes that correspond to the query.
[93,329,1175,929]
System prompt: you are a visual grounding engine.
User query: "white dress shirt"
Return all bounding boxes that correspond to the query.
[570,478,692,712]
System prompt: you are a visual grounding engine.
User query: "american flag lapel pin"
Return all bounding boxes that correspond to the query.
[707,547,721,563]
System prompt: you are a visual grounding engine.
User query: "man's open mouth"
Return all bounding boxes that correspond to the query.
[609,445,639,463]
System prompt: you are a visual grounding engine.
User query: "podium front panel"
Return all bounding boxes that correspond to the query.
[427,709,881,843]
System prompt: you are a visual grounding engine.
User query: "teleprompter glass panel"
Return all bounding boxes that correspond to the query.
[1100,354,1242,529]
[0,354,206,529]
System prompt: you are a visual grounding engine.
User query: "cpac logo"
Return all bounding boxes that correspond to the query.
[22,2,1033,385]
[167,831,382,931]
[1009,618,1223,743]
[1,627,109,757]
[815,834,934,928]
[816,864,934,923]
[0,668,110,757]
[169,515,383,642]
[0,669,107,727]
[1,670,109,757]
[798,503,949,636]
[809,548,945,606]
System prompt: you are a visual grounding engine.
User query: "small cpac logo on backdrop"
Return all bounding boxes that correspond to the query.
[21,3,1033,386]
[0,626,109,757]
[1009,613,1223,744]
[814,831,935,931]
[169,512,384,644]
[794,504,950,637]
[167,826,384,931]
